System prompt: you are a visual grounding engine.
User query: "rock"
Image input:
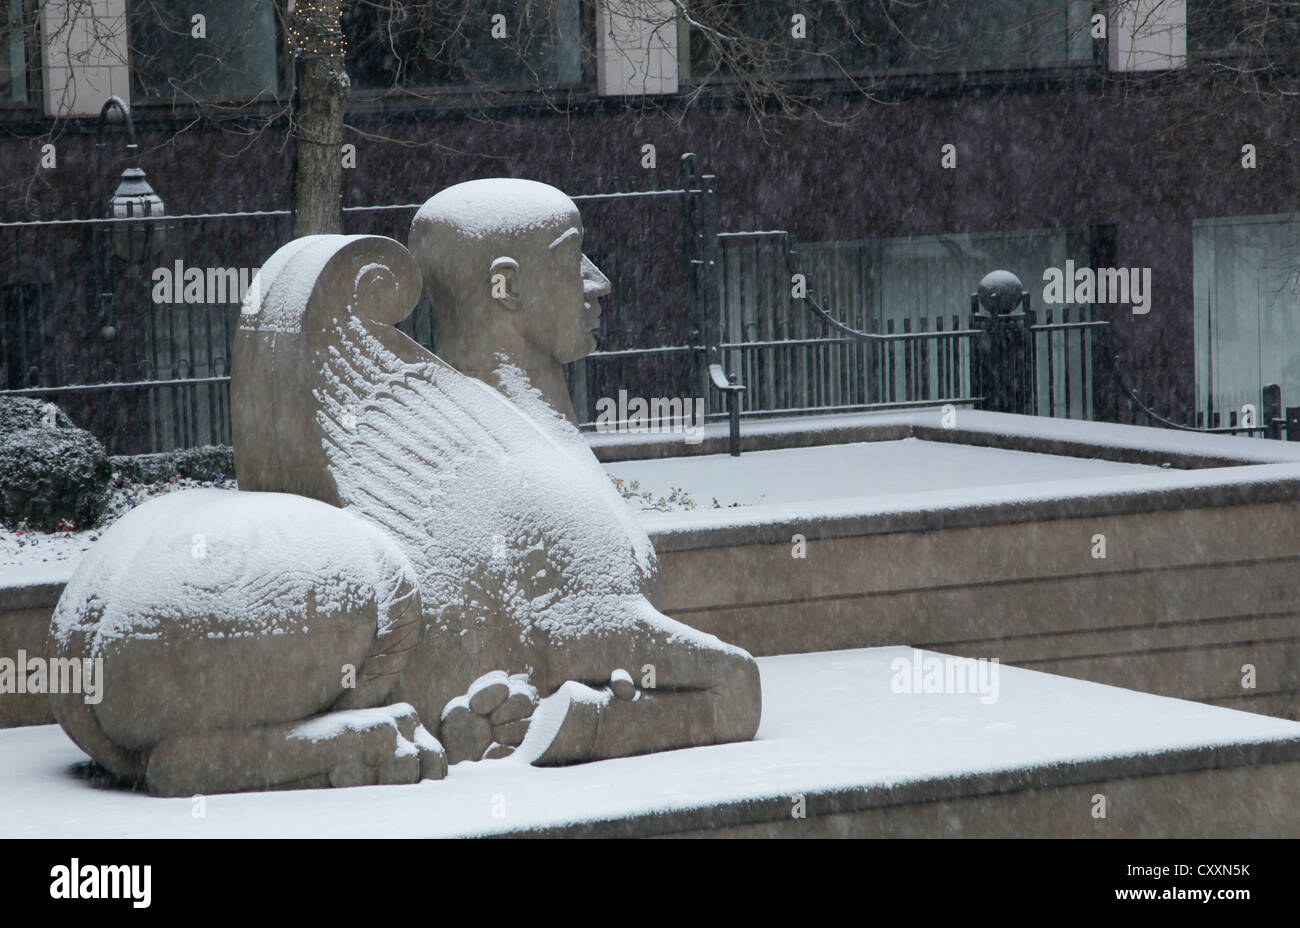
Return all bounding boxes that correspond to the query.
[493,718,531,747]
[488,688,539,725]
[439,703,492,765]
[467,671,511,715]
[482,742,515,760]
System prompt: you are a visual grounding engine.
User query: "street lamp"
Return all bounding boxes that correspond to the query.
[96,97,165,263]
[92,97,166,347]
[107,166,166,262]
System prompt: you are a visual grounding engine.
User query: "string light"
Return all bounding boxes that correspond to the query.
[288,0,347,60]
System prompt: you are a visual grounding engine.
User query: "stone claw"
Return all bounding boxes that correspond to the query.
[610,668,637,701]
[440,672,540,764]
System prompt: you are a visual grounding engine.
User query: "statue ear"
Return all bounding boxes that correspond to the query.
[488,257,520,311]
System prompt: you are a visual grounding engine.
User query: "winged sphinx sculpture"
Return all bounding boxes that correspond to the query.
[49,180,761,796]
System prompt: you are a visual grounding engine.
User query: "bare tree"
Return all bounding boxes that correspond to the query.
[288,0,348,234]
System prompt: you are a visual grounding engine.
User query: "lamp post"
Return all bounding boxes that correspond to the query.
[91,97,165,454]
[94,97,165,342]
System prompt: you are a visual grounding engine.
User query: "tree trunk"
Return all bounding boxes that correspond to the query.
[292,56,348,237]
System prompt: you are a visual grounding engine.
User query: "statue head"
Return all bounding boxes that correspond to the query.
[410,180,610,419]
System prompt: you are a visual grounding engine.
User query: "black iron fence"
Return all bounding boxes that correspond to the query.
[713,230,983,420]
[0,207,292,453]
[702,248,1300,453]
[5,154,1297,457]
[0,170,698,454]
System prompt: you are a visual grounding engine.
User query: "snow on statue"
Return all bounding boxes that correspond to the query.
[49,180,762,796]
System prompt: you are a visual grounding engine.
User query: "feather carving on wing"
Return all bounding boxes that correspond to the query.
[233,235,658,717]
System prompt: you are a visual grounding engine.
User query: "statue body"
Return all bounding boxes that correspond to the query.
[48,181,761,795]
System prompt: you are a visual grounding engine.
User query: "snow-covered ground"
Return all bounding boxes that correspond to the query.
[589,407,1300,465]
[0,438,1158,582]
[0,433,1274,583]
[2,647,1296,838]
[605,437,1160,510]
[0,478,236,581]
[0,528,98,576]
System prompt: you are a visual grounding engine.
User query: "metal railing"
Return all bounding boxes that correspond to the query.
[1,171,700,454]
[13,154,1284,458]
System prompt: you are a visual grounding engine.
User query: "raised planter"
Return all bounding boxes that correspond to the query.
[4,408,1300,728]
[605,409,1300,721]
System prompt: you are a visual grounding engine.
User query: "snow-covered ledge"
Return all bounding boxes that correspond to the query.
[592,409,1300,718]
[592,407,1300,548]
[3,648,1297,837]
[588,407,1300,467]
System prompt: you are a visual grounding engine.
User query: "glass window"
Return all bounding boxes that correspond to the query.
[345,0,582,94]
[130,0,281,104]
[689,0,1095,82]
[1193,213,1300,426]
[1,0,28,103]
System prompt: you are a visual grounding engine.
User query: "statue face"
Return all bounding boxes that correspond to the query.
[526,217,610,364]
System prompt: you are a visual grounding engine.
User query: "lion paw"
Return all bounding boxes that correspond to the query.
[439,671,540,764]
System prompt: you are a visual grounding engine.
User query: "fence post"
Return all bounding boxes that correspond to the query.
[680,154,705,404]
[970,270,1035,415]
[1263,383,1282,440]
[1092,313,1119,423]
[700,171,720,404]
[681,153,720,413]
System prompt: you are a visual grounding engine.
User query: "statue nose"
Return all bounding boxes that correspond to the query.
[582,255,611,298]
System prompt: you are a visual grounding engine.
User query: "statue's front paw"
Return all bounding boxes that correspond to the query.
[313,702,447,787]
[610,668,638,701]
[439,671,539,764]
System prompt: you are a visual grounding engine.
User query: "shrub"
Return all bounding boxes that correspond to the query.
[0,398,111,532]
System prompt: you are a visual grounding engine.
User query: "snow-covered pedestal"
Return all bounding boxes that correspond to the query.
[2,648,1297,838]
[597,410,1300,721]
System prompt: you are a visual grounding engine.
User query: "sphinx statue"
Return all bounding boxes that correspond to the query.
[48,182,761,796]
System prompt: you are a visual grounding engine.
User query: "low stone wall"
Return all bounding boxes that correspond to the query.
[652,500,1300,720]
[519,748,1300,838]
[633,410,1300,722]
[0,579,64,727]
[6,409,1300,728]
